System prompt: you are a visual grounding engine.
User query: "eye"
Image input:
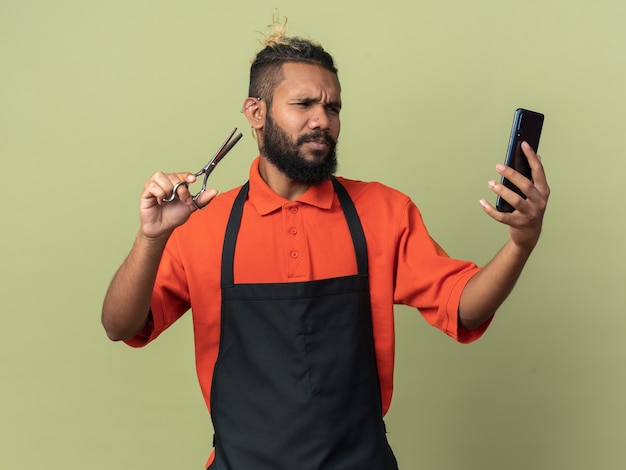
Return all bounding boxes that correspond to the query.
[292,100,341,115]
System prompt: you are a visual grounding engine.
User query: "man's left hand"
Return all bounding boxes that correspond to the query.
[479,141,550,252]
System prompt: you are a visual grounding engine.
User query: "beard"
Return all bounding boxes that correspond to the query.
[260,112,338,186]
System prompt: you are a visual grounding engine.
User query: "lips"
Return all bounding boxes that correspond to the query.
[298,132,335,148]
[305,139,330,151]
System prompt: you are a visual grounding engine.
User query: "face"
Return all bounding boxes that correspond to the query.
[259,62,342,185]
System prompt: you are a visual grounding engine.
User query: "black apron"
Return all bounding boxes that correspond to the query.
[208,178,398,469]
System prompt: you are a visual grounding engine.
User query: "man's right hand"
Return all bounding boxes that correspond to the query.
[101,171,218,341]
[139,171,218,239]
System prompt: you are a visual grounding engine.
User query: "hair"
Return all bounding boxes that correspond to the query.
[248,15,338,108]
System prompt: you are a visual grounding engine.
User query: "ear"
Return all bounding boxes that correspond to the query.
[241,97,265,130]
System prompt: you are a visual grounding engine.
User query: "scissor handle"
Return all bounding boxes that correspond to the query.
[162,181,189,202]
[163,128,242,203]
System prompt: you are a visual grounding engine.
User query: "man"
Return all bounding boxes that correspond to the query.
[102,27,549,470]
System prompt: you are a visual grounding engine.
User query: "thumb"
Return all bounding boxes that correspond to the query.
[192,188,219,211]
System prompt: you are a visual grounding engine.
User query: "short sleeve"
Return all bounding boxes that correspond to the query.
[123,231,191,348]
[393,200,490,343]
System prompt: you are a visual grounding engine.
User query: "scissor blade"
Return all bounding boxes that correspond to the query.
[215,132,242,164]
[200,128,242,173]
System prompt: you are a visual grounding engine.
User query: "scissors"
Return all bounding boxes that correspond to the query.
[164,128,243,207]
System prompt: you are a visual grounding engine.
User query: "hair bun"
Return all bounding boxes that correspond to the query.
[260,12,289,47]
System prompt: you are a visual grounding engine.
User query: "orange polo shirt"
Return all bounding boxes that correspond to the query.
[127,157,487,418]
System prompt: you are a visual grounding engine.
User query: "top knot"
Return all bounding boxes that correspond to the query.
[260,12,290,48]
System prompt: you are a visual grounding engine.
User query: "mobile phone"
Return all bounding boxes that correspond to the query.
[496,108,544,212]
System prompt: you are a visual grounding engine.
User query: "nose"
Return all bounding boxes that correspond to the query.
[308,105,332,130]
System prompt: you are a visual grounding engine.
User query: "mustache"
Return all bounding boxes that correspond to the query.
[296,130,336,147]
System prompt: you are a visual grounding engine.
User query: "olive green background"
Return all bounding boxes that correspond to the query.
[2,1,624,469]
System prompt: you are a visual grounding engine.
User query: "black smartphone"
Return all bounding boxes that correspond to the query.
[496,108,544,212]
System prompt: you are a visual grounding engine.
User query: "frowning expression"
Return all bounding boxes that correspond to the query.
[259,62,342,184]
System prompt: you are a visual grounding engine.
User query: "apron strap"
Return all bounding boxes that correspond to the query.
[221,181,249,288]
[221,178,368,287]
[331,177,368,278]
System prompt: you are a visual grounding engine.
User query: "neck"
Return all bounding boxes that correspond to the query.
[258,156,310,201]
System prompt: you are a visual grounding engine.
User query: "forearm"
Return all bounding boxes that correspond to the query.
[457,139,548,330]
[101,169,218,340]
[101,233,169,341]
[459,240,533,329]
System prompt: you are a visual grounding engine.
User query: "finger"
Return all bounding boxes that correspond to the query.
[172,181,193,205]
[191,188,218,211]
[143,172,174,205]
[520,142,541,180]
[479,198,513,225]
[171,172,197,201]
[143,172,197,205]
[487,178,526,213]
[521,141,550,198]
[488,177,546,222]
[171,172,197,184]
[162,172,197,204]
[495,162,529,189]
[494,160,541,207]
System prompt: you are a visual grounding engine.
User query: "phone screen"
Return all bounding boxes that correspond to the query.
[496,108,544,212]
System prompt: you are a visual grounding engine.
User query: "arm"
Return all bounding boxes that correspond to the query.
[101,171,217,341]
[459,141,550,329]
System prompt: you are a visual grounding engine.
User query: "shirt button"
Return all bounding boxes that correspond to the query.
[290,251,299,258]
[289,227,297,235]
[290,207,298,214]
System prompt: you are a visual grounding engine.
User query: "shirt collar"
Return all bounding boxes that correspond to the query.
[248,156,335,215]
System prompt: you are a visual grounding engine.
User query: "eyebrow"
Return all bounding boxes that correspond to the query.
[328,100,342,110]
[294,96,342,109]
